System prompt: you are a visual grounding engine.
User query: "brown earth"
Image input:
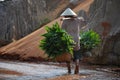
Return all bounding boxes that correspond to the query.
[0,0,94,61]
[0,68,23,76]
[48,74,81,80]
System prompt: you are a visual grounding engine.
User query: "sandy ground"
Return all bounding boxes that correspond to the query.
[0,60,119,80]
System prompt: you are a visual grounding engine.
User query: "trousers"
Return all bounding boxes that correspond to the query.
[73,49,83,61]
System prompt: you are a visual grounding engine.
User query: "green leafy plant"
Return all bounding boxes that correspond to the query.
[39,22,74,59]
[80,30,101,52]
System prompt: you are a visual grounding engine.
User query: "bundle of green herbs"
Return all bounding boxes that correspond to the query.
[80,30,101,52]
[39,22,74,59]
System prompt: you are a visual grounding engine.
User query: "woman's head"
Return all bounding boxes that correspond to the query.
[64,16,77,18]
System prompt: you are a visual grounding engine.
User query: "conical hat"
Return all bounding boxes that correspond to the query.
[60,8,77,17]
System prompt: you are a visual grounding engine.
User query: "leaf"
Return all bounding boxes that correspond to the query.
[39,22,74,59]
[80,29,101,52]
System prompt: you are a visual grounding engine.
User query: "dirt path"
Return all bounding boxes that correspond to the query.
[0,61,119,80]
[0,61,66,80]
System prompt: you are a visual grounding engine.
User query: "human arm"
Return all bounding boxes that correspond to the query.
[78,17,87,29]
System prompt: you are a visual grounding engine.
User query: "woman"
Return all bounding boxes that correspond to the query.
[61,8,85,74]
